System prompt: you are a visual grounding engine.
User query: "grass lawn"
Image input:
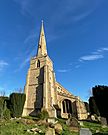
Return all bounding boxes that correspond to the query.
[82,121,108,135]
[0,118,78,135]
[1,118,108,135]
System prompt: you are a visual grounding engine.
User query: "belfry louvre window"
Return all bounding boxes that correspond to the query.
[37,60,40,68]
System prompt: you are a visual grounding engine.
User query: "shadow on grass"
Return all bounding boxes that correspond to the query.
[93,133,108,135]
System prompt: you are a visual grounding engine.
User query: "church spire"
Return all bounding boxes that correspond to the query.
[37,21,47,56]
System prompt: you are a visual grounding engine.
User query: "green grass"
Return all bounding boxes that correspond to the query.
[1,118,108,135]
[0,118,78,135]
[0,119,45,135]
[81,121,108,135]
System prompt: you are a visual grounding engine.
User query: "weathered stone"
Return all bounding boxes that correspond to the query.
[27,129,30,132]
[54,123,62,134]
[30,128,40,132]
[100,117,107,126]
[47,118,55,124]
[45,127,55,135]
[21,119,35,125]
[80,128,92,135]
[91,115,96,121]
[96,129,100,133]
[79,121,84,126]
[69,127,79,132]
[26,127,42,134]
[66,117,79,127]
[37,119,47,126]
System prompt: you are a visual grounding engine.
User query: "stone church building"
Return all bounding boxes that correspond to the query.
[22,22,88,120]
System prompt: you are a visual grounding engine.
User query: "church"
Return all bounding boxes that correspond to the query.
[22,22,88,120]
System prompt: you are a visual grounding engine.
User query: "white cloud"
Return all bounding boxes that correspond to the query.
[75,65,80,68]
[19,56,30,69]
[93,47,108,54]
[14,46,36,72]
[14,56,31,72]
[97,47,108,52]
[79,54,104,61]
[102,47,108,51]
[24,33,36,44]
[79,47,108,62]
[73,10,92,22]
[0,60,8,71]
[57,69,71,73]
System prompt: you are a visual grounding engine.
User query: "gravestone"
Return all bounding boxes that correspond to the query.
[66,117,79,132]
[54,123,62,134]
[79,121,84,126]
[91,115,96,121]
[45,127,55,135]
[47,118,55,124]
[100,117,107,126]
[80,128,92,135]
[66,117,79,127]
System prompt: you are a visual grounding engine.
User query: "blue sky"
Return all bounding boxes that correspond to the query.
[0,0,108,101]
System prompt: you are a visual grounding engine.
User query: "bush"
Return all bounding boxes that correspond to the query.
[3,108,11,120]
[9,93,26,118]
[0,96,8,119]
[38,109,49,120]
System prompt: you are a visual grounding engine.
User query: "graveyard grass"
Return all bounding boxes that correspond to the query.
[0,118,78,135]
[82,121,108,135]
[0,118,108,135]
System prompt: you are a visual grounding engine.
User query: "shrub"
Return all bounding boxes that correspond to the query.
[9,93,26,118]
[38,109,49,120]
[3,108,11,120]
[0,96,8,119]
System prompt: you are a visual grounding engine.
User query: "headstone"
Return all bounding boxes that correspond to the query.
[47,118,55,124]
[80,128,92,135]
[100,117,107,126]
[45,127,55,135]
[66,117,79,127]
[79,121,84,126]
[54,123,62,134]
[91,115,96,121]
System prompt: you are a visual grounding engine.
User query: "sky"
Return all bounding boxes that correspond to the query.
[0,0,108,101]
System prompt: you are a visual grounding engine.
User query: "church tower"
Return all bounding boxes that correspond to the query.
[23,21,88,120]
[22,21,57,117]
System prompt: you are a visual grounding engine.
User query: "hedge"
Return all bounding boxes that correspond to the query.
[9,93,26,118]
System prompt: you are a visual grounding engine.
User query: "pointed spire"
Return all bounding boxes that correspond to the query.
[37,21,47,56]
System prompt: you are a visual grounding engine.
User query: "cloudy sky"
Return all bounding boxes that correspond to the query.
[0,0,108,101]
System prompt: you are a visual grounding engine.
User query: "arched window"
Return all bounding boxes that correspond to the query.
[62,99,72,114]
[37,60,40,68]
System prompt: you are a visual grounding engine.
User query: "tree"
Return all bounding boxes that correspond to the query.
[89,97,100,116]
[0,96,10,120]
[9,93,26,118]
[84,102,90,113]
[89,85,108,122]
